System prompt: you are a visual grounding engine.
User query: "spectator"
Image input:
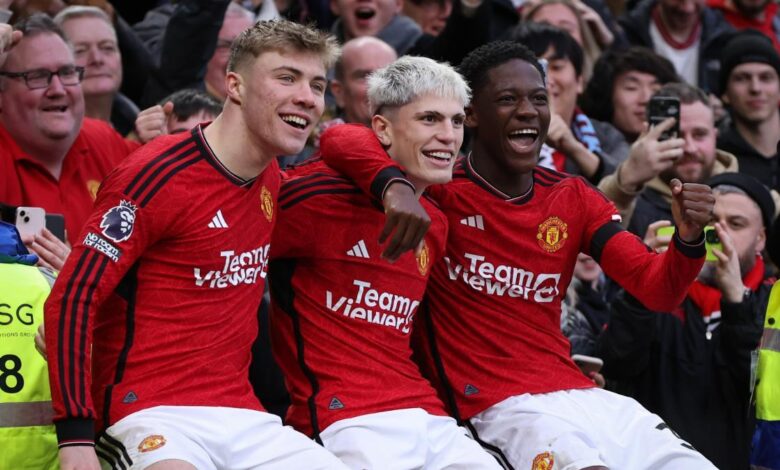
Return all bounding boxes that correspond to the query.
[717,31,780,192]
[403,0,452,35]
[204,3,255,100]
[0,222,59,470]
[619,0,733,92]
[598,82,738,238]
[509,23,627,182]
[707,0,780,51]
[561,253,610,357]
[54,6,140,136]
[598,172,775,470]
[579,46,679,144]
[0,15,138,260]
[161,88,222,134]
[752,274,780,469]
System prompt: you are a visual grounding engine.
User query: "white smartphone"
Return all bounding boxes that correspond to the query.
[15,206,46,238]
[571,354,604,375]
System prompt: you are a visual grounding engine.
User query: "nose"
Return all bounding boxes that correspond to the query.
[749,75,762,93]
[436,120,457,144]
[682,131,697,155]
[87,46,104,66]
[44,73,67,97]
[292,82,317,109]
[515,96,539,119]
[638,86,652,106]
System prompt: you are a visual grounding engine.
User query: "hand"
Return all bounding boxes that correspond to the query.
[711,222,745,303]
[35,323,46,360]
[643,219,673,253]
[589,371,605,388]
[618,118,684,192]
[134,101,174,144]
[380,182,430,262]
[670,179,715,243]
[0,24,21,68]
[572,0,614,47]
[59,446,101,470]
[25,229,71,271]
[545,113,576,151]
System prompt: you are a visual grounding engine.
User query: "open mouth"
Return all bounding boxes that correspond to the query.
[280,114,309,130]
[423,150,453,163]
[355,7,376,20]
[508,128,539,147]
[42,105,68,113]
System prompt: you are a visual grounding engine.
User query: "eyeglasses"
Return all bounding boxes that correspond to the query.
[0,65,85,90]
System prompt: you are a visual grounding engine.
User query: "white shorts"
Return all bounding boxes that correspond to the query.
[319,408,502,470]
[467,388,717,470]
[97,406,348,469]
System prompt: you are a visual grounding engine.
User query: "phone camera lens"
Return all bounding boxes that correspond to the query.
[24,216,30,223]
[19,210,26,216]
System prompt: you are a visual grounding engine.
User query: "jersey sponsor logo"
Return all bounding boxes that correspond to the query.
[87,179,101,201]
[537,216,568,253]
[325,280,420,334]
[464,384,479,396]
[261,186,274,222]
[328,397,345,410]
[193,245,270,288]
[445,253,561,303]
[83,232,121,262]
[460,215,484,230]
[207,210,228,229]
[347,240,370,258]
[138,435,166,453]
[532,451,554,470]
[100,200,137,243]
[417,241,429,276]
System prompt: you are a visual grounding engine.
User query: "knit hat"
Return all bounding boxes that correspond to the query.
[708,172,775,229]
[718,31,780,96]
[0,221,38,265]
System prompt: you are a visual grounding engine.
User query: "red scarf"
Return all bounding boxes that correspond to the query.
[688,255,766,317]
[707,0,780,52]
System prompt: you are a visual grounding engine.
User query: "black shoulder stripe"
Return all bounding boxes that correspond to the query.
[281,188,362,210]
[589,221,625,264]
[124,138,196,196]
[138,153,204,207]
[129,147,200,203]
[536,165,569,180]
[534,168,567,185]
[280,173,353,202]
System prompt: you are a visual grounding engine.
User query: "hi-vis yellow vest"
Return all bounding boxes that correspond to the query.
[0,263,58,470]
[756,282,780,422]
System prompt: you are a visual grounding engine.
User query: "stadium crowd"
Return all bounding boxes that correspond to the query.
[0,0,779,469]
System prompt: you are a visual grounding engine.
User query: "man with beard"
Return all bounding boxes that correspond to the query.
[597,172,775,470]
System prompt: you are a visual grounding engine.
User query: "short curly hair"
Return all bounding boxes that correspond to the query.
[458,40,545,96]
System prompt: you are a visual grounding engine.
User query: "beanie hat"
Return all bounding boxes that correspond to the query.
[718,31,780,96]
[708,172,775,229]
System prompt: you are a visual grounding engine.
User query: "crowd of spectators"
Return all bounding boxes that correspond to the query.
[1,0,779,469]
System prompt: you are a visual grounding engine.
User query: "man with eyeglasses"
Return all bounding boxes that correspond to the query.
[0,14,139,269]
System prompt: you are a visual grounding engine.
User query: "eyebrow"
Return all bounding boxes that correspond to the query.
[414,110,466,119]
[272,66,327,83]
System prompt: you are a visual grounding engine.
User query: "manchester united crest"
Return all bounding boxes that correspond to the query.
[417,241,430,276]
[138,434,166,453]
[537,216,568,253]
[260,186,274,222]
[532,451,554,470]
[87,179,101,201]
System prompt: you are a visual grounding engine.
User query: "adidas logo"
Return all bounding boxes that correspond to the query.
[346,240,370,258]
[328,397,345,410]
[464,384,479,396]
[460,215,484,230]
[122,391,138,403]
[208,210,228,229]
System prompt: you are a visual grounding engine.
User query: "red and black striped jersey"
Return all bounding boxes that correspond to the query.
[319,124,706,421]
[269,160,449,438]
[44,124,279,445]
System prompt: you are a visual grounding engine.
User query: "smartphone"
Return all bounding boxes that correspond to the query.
[647,96,680,141]
[45,213,66,243]
[572,354,603,375]
[656,226,722,261]
[15,206,46,238]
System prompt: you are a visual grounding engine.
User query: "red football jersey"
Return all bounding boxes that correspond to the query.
[319,124,706,420]
[44,124,279,445]
[269,160,449,438]
[0,118,140,245]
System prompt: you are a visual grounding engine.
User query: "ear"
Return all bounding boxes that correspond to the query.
[576,74,584,94]
[721,92,730,106]
[395,0,403,13]
[757,227,766,253]
[371,114,393,146]
[225,71,243,105]
[465,104,478,128]
[330,79,345,108]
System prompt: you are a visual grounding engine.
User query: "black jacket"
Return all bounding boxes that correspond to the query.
[619,0,734,93]
[717,123,780,192]
[597,286,771,470]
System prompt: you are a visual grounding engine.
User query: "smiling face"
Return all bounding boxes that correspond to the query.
[0,32,84,146]
[206,12,254,100]
[468,58,550,178]
[232,49,327,157]
[611,70,663,138]
[542,47,582,120]
[660,101,717,184]
[375,93,464,191]
[61,16,121,98]
[724,62,780,125]
[331,0,402,40]
[402,0,453,36]
[528,3,583,46]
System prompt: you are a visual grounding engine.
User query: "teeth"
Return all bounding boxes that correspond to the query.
[281,115,307,128]
[426,151,452,160]
[510,129,537,136]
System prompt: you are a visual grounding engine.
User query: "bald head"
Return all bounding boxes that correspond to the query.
[332,37,397,125]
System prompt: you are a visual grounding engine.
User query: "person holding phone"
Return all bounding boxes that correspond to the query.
[597,172,775,470]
